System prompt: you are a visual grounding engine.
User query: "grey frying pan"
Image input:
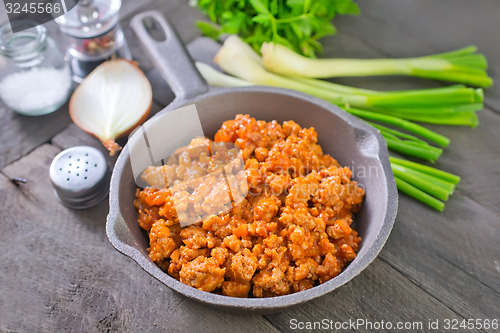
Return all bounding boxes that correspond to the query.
[106,10,398,313]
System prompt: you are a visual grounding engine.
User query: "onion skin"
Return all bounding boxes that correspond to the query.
[69,59,153,156]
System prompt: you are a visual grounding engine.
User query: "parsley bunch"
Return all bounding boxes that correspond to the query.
[192,0,359,57]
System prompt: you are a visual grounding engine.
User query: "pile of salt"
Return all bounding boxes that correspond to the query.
[0,67,72,116]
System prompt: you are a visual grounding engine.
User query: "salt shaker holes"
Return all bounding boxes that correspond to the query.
[49,146,110,209]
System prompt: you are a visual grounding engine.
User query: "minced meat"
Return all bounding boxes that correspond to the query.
[134,115,364,297]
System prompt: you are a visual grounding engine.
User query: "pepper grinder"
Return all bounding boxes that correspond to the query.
[55,0,132,82]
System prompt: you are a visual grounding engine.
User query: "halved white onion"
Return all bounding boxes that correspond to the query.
[70,60,153,156]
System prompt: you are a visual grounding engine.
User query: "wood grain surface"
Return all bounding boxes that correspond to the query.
[0,0,499,332]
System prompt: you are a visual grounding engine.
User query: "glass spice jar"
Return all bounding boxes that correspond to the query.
[55,0,132,82]
[0,21,72,116]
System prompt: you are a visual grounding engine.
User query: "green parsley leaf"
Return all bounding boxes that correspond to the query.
[196,21,222,40]
[249,0,270,14]
[193,0,360,57]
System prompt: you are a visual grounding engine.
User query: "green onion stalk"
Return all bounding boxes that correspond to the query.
[390,157,461,211]
[261,42,493,88]
[214,36,482,128]
[365,121,444,162]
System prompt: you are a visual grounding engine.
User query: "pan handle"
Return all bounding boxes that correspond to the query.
[130,11,209,101]
[106,211,136,253]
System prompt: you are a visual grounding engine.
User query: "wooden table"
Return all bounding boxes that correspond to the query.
[1,1,499,332]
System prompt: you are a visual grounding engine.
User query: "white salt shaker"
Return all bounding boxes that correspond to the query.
[0,21,72,116]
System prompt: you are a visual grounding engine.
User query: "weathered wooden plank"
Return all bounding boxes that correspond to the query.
[382,193,500,312]
[51,123,109,155]
[355,0,500,58]
[137,0,206,45]
[265,258,472,333]
[120,0,158,19]
[0,144,278,333]
[0,101,72,170]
